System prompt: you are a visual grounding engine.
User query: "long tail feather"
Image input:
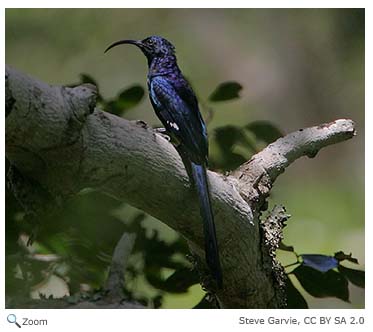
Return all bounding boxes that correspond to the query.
[191,162,223,288]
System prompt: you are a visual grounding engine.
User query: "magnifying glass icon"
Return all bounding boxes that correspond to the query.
[7,314,21,328]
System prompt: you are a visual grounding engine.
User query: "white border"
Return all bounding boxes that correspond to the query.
[1,2,370,331]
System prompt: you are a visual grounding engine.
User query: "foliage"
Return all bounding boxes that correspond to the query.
[70,74,145,116]
[284,249,364,308]
[208,81,242,102]
[5,77,364,309]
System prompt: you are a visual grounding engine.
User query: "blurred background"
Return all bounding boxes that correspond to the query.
[5,8,364,308]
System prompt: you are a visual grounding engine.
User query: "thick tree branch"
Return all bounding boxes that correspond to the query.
[5,65,356,308]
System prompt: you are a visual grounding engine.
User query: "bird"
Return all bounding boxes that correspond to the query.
[105,35,223,288]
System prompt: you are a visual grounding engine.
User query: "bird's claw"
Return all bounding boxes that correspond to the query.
[154,127,167,133]
[159,134,171,142]
[154,127,171,141]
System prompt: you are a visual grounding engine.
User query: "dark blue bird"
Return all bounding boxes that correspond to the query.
[105,35,223,288]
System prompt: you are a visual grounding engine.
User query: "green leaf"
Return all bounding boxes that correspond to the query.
[143,232,187,270]
[142,230,194,293]
[164,268,200,292]
[152,295,163,309]
[145,267,197,293]
[245,121,283,144]
[105,100,122,115]
[285,277,308,308]
[116,85,145,110]
[209,81,242,102]
[301,254,339,273]
[214,125,242,150]
[338,265,365,288]
[212,125,253,170]
[293,265,349,302]
[105,85,145,115]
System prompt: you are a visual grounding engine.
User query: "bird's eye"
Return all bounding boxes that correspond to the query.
[147,39,154,45]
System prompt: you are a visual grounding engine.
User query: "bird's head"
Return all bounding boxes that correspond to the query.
[104,35,176,61]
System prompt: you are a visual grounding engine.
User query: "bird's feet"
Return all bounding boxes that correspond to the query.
[154,127,171,142]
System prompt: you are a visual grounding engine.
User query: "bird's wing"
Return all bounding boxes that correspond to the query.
[150,76,208,164]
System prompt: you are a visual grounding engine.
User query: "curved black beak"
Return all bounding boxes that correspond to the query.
[104,39,142,53]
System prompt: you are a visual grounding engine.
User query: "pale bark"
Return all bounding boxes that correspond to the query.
[5,65,356,308]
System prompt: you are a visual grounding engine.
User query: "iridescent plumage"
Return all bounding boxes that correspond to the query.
[105,36,223,288]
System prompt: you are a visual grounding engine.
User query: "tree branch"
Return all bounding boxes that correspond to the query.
[232,119,356,210]
[5,65,356,308]
[104,232,136,300]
